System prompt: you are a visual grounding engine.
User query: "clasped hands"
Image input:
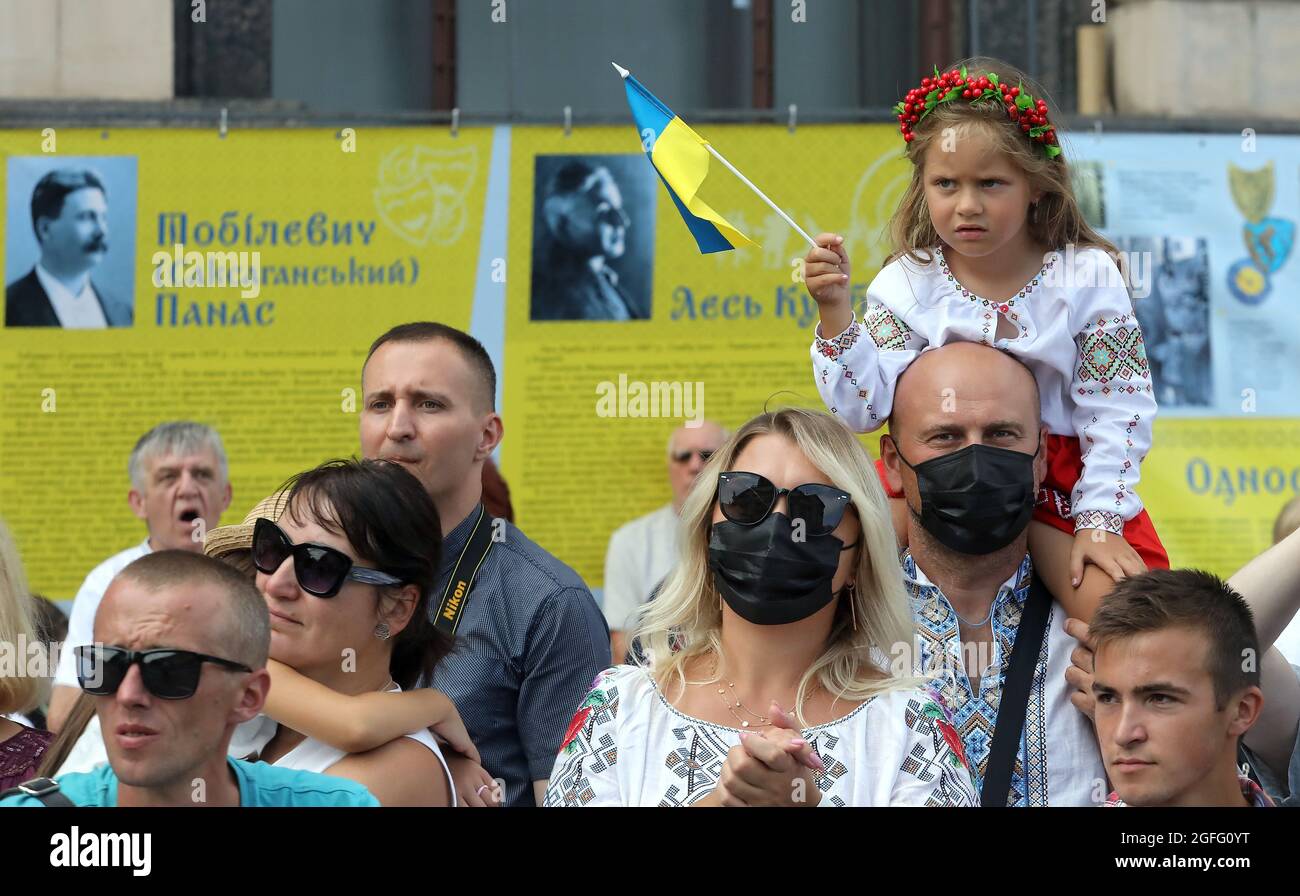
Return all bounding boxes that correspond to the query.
[714,702,827,807]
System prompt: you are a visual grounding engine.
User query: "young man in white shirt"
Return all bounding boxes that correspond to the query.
[602,420,726,663]
[46,421,233,732]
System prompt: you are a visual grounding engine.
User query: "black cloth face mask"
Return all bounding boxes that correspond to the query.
[888,438,1039,556]
[708,512,848,626]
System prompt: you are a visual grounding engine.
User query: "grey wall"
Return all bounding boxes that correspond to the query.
[262,0,1078,118]
[456,0,752,119]
[958,0,1090,113]
[271,0,435,112]
[455,0,916,120]
[773,0,917,112]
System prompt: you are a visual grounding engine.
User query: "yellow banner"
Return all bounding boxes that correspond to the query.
[1,128,492,597]
[502,124,910,587]
[5,124,1288,598]
[502,124,1293,588]
[1141,418,1299,575]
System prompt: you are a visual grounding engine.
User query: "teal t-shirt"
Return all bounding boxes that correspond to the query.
[0,758,379,807]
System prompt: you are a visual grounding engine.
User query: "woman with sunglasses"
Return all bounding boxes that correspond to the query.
[545,408,977,807]
[233,458,458,806]
[48,483,476,789]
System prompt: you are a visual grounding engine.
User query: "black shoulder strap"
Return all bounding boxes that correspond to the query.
[433,505,496,635]
[980,573,1052,808]
[0,776,75,807]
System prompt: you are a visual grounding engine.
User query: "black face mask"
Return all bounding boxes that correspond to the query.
[708,512,846,626]
[890,439,1038,556]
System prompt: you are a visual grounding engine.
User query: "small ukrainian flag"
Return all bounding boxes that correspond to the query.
[614,63,755,254]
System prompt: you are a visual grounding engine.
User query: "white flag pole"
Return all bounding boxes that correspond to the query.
[613,61,819,250]
[703,143,818,249]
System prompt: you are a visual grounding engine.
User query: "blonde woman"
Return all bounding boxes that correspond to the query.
[0,518,53,790]
[545,408,976,807]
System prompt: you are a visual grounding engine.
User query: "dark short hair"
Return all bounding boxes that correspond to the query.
[1091,569,1260,709]
[31,168,106,241]
[115,550,270,668]
[279,458,450,689]
[364,322,496,413]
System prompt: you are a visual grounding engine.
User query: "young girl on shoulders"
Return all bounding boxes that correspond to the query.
[805,57,1168,621]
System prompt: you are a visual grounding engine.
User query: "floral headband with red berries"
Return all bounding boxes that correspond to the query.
[893,65,1062,159]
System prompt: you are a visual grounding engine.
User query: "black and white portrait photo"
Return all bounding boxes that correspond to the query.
[1119,235,1213,408]
[530,154,655,322]
[5,157,137,329]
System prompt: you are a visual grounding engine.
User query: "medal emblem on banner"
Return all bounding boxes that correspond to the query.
[1226,162,1294,305]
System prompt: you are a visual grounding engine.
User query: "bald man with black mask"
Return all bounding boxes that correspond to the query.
[879,341,1104,806]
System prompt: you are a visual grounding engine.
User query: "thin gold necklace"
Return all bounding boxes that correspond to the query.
[715,678,771,729]
[712,664,823,730]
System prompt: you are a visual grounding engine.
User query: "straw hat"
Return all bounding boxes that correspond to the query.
[203,490,291,559]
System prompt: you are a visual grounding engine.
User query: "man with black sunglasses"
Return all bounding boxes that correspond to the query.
[603,421,726,662]
[360,322,609,807]
[2,552,380,807]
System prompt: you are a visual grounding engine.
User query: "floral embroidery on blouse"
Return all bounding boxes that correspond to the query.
[1074,314,1152,393]
[559,670,619,755]
[544,666,979,807]
[897,690,980,808]
[814,318,861,361]
[813,313,887,425]
[1073,509,1125,535]
[863,304,913,352]
[937,244,1056,343]
[936,244,1057,311]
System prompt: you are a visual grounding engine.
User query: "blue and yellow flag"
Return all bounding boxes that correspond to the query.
[615,64,755,254]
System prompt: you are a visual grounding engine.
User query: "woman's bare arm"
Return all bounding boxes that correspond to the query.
[1231,529,1300,777]
[1230,528,1300,649]
[328,738,453,807]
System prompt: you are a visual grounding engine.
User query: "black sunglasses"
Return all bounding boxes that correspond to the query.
[76,645,251,700]
[671,449,714,464]
[717,471,854,536]
[252,517,403,598]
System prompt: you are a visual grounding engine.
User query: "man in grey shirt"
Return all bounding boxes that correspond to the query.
[359,321,609,807]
